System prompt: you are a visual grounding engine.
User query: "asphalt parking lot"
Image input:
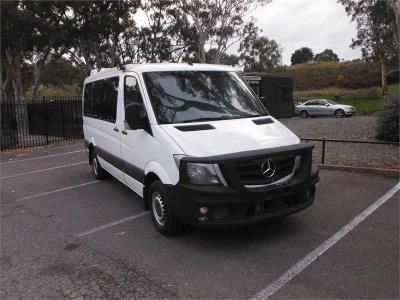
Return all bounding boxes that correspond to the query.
[1,143,399,299]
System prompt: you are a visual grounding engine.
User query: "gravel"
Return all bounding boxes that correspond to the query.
[280,116,399,169]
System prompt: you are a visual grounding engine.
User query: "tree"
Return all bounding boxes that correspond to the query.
[139,0,198,63]
[291,47,314,65]
[338,0,398,94]
[1,1,36,102]
[66,1,140,73]
[205,48,240,66]
[41,57,85,88]
[1,1,76,101]
[23,2,73,101]
[314,49,340,62]
[239,23,281,72]
[1,1,43,147]
[176,0,270,63]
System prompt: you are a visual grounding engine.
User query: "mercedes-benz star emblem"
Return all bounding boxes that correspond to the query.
[261,159,276,178]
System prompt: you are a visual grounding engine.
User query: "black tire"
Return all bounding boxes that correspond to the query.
[91,149,107,180]
[300,110,309,118]
[335,109,345,118]
[149,180,184,236]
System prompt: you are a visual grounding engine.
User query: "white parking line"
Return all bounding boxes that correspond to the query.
[77,211,150,237]
[253,182,400,300]
[15,181,100,202]
[1,150,85,165]
[1,161,87,179]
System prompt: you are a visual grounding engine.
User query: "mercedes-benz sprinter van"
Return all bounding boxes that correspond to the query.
[83,63,319,235]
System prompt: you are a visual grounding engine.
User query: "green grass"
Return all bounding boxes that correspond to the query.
[339,98,381,115]
[294,84,399,115]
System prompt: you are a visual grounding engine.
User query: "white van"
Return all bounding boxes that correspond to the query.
[83,63,319,235]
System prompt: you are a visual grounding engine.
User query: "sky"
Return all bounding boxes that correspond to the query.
[244,0,362,64]
[135,0,362,65]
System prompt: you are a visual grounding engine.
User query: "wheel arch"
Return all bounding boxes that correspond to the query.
[88,143,94,165]
[143,161,175,210]
[87,137,97,165]
[143,172,161,211]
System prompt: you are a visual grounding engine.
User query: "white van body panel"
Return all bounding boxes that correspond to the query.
[160,117,300,157]
[83,63,298,193]
[145,161,175,185]
[83,117,124,182]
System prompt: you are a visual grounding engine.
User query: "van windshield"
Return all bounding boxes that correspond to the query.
[143,71,267,124]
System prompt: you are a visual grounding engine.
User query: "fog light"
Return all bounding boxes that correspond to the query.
[200,206,208,215]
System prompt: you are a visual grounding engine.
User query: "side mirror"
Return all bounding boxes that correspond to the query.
[325,104,330,106]
[125,104,148,130]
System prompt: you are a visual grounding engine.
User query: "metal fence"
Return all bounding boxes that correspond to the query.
[301,138,400,169]
[1,96,83,151]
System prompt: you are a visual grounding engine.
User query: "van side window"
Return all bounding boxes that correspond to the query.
[83,77,119,123]
[124,76,147,123]
[124,76,144,108]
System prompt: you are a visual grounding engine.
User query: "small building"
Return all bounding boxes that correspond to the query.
[242,74,294,118]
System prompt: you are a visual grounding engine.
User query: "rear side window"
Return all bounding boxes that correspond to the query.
[84,77,119,123]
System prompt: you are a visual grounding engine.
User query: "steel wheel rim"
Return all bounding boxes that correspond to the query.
[152,191,166,226]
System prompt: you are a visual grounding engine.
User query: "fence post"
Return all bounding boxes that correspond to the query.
[321,138,326,164]
[43,96,49,145]
[60,100,66,139]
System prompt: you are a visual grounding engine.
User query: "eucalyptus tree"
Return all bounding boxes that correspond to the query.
[66,1,141,73]
[1,1,36,102]
[338,0,398,94]
[176,0,270,63]
[239,22,281,72]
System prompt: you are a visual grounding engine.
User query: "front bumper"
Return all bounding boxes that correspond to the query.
[166,143,319,228]
[345,110,356,116]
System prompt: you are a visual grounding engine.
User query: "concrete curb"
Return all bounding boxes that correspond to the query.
[317,164,400,178]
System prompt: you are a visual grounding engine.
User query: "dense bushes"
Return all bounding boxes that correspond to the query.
[376,93,399,142]
[272,61,382,90]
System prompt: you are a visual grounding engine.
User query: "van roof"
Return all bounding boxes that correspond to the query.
[85,63,237,82]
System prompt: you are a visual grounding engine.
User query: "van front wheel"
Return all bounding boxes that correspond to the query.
[149,181,183,236]
[91,150,107,180]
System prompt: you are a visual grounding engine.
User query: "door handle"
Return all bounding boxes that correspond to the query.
[121,130,127,135]
[113,127,119,132]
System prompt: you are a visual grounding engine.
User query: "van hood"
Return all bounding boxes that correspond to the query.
[160,117,300,157]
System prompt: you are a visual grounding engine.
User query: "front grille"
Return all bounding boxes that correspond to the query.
[235,156,296,186]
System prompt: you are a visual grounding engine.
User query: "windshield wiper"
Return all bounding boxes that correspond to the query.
[231,114,263,119]
[181,117,230,123]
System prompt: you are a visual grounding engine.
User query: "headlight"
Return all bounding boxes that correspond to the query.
[186,163,221,185]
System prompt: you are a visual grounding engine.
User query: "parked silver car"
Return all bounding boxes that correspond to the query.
[295,99,356,118]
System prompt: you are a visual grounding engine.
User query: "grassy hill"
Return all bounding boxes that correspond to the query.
[272,61,385,90]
